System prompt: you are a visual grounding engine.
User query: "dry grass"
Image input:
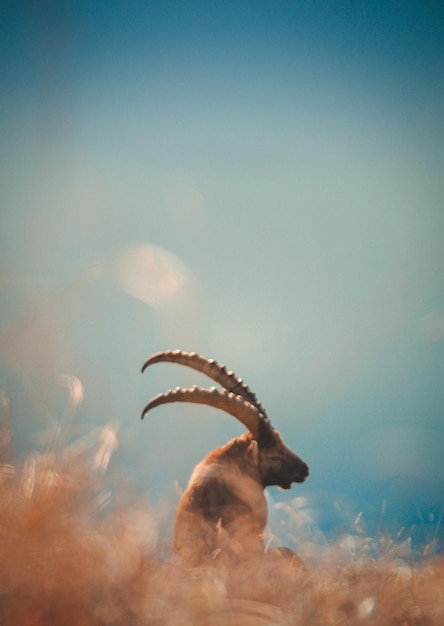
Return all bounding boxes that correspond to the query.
[0,437,443,626]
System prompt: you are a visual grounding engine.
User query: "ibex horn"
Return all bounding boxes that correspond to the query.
[141,350,269,420]
[141,386,275,445]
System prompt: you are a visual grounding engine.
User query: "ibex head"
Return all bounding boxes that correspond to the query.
[141,350,309,489]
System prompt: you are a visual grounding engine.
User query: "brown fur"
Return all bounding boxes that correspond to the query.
[174,432,308,567]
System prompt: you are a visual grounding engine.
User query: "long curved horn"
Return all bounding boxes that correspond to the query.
[141,350,269,420]
[141,386,274,444]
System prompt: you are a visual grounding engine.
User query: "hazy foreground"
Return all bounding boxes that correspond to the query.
[1,425,443,626]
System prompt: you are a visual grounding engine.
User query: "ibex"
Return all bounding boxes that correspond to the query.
[141,350,309,568]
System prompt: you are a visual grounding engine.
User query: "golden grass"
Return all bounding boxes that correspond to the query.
[0,445,443,625]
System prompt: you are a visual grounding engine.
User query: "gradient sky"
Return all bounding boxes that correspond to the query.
[1,1,443,551]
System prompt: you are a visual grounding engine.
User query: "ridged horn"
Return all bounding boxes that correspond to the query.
[141,350,269,420]
[141,386,273,443]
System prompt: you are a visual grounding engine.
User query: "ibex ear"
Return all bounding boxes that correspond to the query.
[257,420,277,448]
[246,439,259,465]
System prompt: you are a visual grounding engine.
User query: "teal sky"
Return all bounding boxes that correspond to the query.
[1,1,443,549]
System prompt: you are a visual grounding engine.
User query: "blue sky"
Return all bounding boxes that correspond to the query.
[1,1,443,550]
